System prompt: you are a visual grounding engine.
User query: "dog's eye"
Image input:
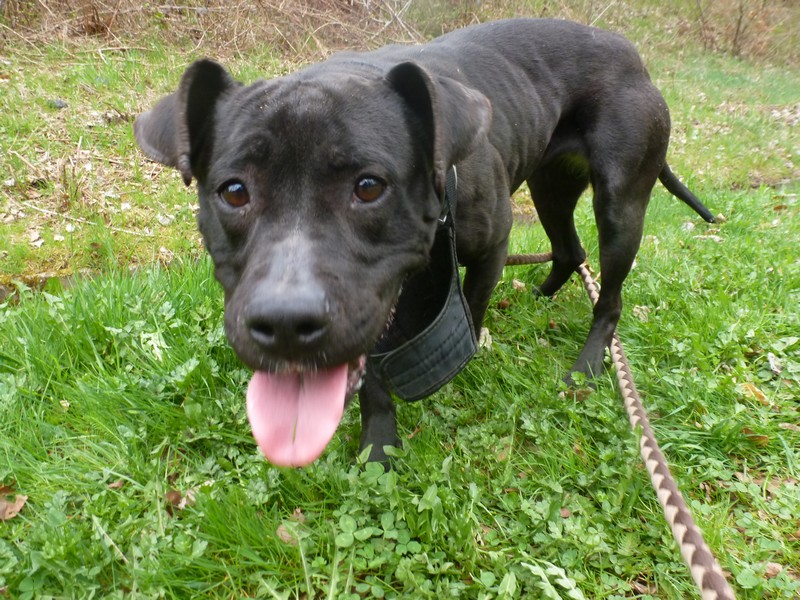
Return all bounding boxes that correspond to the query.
[218,180,250,208]
[353,176,386,203]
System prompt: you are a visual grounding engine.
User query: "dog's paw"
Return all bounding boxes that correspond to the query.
[562,370,596,391]
[479,327,493,349]
[531,285,547,298]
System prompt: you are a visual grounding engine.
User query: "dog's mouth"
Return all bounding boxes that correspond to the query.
[245,356,367,467]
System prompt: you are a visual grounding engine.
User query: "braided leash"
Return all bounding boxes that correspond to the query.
[505,253,737,600]
[504,252,554,266]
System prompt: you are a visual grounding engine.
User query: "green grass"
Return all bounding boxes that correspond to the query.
[0,35,293,278]
[2,183,798,598]
[2,2,799,278]
[2,1,799,598]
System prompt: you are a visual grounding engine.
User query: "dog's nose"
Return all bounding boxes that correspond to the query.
[245,287,332,354]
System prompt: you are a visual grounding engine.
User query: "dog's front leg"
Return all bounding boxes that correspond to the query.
[358,369,400,464]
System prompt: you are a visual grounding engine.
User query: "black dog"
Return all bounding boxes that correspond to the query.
[134,18,714,467]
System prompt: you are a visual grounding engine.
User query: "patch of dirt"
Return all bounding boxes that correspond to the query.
[511,188,539,223]
[1,0,423,59]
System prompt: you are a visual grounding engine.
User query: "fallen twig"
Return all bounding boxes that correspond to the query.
[11,199,155,238]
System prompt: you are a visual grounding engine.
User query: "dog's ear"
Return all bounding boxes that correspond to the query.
[134,59,237,185]
[387,61,491,197]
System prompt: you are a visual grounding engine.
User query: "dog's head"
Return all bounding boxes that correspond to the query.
[134,58,490,466]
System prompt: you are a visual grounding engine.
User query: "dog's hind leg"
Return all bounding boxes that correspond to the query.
[568,174,653,380]
[564,84,668,381]
[527,158,590,297]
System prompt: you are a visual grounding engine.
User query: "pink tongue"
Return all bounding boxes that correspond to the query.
[246,365,348,467]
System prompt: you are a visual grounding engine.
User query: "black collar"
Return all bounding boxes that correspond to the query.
[368,167,478,401]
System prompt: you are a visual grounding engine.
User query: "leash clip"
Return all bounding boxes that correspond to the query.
[438,165,457,224]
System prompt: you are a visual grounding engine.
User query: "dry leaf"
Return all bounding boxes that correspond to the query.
[631,580,657,595]
[742,428,770,446]
[108,480,125,490]
[165,489,182,505]
[276,523,298,545]
[0,484,14,495]
[700,481,714,502]
[694,234,724,243]
[496,298,511,309]
[570,387,593,402]
[158,246,174,264]
[765,562,783,578]
[766,352,783,375]
[161,487,197,514]
[633,305,651,321]
[180,489,196,509]
[512,278,526,291]
[560,508,572,518]
[0,495,27,521]
[290,508,306,523]
[406,425,423,440]
[741,382,769,405]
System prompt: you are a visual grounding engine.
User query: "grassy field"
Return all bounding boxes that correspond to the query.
[1,1,799,598]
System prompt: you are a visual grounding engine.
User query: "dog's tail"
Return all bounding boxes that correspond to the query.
[659,165,716,223]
